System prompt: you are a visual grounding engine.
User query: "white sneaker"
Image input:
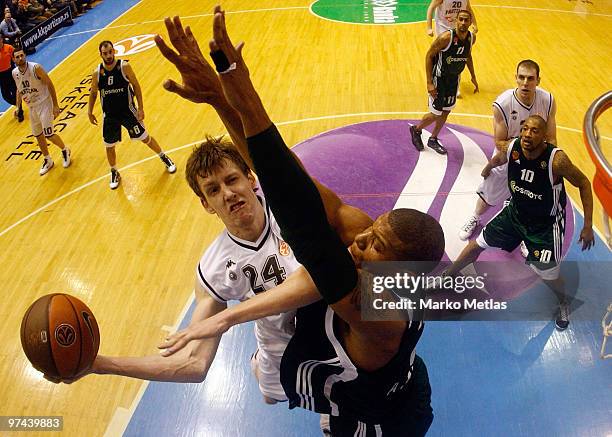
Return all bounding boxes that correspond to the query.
[39,158,54,176]
[519,241,529,258]
[61,147,71,168]
[459,215,480,240]
[160,153,176,174]
[109,168,121,190]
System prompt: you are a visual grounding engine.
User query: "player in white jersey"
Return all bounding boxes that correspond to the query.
[459,60,557,244]
[196,168,302,401]
[426,0,478,37]
[12,47,71,176]
[45,137,313,406]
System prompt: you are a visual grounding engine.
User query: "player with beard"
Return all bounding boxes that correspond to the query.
[410,9,478,155]
[87,40,176,190]
[13,47,71,175]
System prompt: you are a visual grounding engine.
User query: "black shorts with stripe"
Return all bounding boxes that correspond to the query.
[102,110,146,145]
[430,74,459,114]
[328,355,433,437]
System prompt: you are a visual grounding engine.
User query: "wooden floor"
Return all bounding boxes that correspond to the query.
[0,1,610,436]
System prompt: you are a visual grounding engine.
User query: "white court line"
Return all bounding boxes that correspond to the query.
[46,2,612,41]
[394,128,447,213]
[1,111,609,240]
[104,290,196,437]
[47,6,310,40]
[475,3,612,18]
[439,127,490,259]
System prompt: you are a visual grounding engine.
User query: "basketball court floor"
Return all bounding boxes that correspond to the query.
[0,1,610,436]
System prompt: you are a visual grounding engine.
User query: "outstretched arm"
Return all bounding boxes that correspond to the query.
[155,15,373,245]
[160,267,321,356]
[48,283,226,384]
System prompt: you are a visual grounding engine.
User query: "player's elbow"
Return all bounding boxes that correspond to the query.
[184,358,210,383]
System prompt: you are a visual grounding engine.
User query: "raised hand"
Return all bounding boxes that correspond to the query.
[155,16,225,105]
[209,5,271,136]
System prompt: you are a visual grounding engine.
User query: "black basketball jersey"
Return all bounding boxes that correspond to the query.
[280,300,424,424]
[507,138,567,223]
[97,60,136,115]
[433,29,473,78]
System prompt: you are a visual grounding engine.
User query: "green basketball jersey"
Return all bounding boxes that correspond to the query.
[507,138,566,223]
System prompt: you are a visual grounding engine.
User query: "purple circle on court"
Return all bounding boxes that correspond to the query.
[292,119,575,300]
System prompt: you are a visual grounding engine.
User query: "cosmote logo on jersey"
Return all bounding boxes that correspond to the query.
[540,161,547,169]
[114,35,157,56]
[279,241,291,256]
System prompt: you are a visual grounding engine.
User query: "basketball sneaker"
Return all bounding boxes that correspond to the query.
[110,168,121,190]
[555,302,570,331]
[427,137,447,155]
[459,215,480,240]
[39,157,54,176]
[410,125,424,151]
[61,147,71,168]
[519,241,529,258]
[160,153,176,173]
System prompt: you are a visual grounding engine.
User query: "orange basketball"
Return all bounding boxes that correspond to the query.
[20,293,100,379]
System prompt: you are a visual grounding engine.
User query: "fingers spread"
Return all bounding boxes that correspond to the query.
[185,26,206,59]
[155,34,181,64]
[163,80,196,101]
[166,15,189,54]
